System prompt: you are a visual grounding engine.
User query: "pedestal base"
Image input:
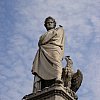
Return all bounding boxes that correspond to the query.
[23,84,77,100]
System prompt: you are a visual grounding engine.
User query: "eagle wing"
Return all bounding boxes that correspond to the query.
[71,69,83,92]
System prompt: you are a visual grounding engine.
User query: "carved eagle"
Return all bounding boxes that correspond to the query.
[62,56,83,93]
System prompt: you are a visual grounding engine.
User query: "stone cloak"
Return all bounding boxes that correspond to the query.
[32,27,65,80]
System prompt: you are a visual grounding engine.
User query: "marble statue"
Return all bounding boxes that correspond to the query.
[22,17,83,100]
[62,56,83,99]
[31,16,65,93]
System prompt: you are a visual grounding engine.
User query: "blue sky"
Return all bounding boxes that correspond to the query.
[0,0,100,100]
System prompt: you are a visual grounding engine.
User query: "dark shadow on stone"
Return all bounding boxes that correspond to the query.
[41,79,55,90]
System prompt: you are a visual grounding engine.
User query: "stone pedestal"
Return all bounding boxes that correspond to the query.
[22,84,77,100]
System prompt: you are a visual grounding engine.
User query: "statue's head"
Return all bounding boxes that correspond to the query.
[44,16,56,31]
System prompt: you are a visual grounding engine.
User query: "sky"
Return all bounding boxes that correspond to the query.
[0,0,100,100]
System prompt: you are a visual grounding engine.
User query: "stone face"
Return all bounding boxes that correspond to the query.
[22,84,76,100]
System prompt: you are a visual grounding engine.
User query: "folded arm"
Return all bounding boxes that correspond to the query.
[38,30,57,46]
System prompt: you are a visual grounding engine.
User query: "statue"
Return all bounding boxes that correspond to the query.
[62,56,74,88]
[22,17,83,100]
[31,16,65,93]
[62,56,83,99]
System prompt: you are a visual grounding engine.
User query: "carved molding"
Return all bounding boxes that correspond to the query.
[23,84,76,100]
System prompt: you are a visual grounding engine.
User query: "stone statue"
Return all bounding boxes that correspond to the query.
[22,17,83,100]
[31,16,65,93]
[62,56,83,99]
[62,56,74,88]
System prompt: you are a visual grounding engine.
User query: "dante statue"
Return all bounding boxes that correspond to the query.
[22,16,83,100]
[31,16,65,93]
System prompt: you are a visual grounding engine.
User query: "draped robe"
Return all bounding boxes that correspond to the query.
[32,27,65,80]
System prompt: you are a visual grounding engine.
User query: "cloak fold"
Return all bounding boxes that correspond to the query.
[32,27,65,80]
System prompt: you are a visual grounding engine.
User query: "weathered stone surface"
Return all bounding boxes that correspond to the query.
[22,84,76,100]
